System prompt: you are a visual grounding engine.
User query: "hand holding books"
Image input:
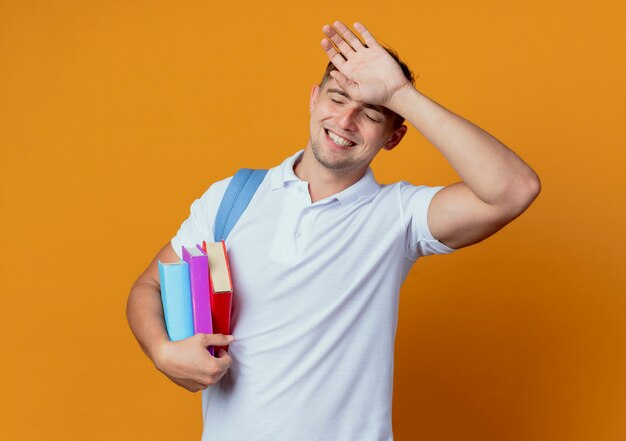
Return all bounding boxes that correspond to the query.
[158,241,234,354]
[153,333,234,393]
[157,240,235,392]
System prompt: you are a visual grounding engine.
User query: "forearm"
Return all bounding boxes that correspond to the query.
[126,280,169,364]
[388,85,540,207]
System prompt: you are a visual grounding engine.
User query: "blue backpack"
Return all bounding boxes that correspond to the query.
[213,169,268,242]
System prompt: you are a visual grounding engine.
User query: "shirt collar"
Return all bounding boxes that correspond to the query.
[270,150,381,206]
[270,150,304,189]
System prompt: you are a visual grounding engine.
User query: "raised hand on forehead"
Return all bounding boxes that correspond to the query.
[321,21,411,108]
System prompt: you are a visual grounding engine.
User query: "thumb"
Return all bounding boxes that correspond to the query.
[197,333,234,347]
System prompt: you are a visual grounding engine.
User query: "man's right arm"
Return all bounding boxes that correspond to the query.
[126,241,233,392]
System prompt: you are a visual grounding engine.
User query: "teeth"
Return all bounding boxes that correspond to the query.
[327,130,355,147]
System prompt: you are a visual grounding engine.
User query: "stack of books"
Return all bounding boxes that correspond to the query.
[158,240,233,355]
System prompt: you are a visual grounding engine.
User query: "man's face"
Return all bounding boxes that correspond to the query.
[308,78,406,175]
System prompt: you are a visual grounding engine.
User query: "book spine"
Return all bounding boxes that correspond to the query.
[183,247,215,356]
[204,240,234,354]
[158,261,194,342]
[210,292,233,354]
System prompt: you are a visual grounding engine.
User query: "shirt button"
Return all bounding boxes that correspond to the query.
[297,187,303,193]
[295,231,302,238]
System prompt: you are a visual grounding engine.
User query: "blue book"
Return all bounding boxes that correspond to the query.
[158,260,194,341]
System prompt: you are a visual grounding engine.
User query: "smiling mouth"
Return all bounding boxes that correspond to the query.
[325,128,356,147]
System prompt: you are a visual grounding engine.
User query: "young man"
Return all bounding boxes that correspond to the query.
[127,21,540,440]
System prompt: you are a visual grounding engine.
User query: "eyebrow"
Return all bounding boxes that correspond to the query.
[327,88,386,115]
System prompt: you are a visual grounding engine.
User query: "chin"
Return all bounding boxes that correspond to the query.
[311,140,360,172]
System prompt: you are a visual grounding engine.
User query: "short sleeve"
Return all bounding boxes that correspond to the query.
[400,181,456,260]
[170,177,232,259]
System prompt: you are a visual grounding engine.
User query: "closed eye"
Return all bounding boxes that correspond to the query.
[365,113,380,123]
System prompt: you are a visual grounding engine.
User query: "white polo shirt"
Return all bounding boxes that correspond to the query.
[171,150,454,441]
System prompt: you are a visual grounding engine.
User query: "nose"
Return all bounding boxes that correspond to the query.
[336,106,358,131]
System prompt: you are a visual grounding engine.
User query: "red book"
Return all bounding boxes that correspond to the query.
[202,240,234,353]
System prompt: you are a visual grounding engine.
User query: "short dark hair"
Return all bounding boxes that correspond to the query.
[319,46,415,129]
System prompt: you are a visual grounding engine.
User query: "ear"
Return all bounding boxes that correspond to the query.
[383,125,408,151]
[309,84,320,113]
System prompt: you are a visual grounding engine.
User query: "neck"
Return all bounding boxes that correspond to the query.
[293,143,367,203]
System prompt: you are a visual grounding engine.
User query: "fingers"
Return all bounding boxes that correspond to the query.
[197,333,234,349]
[186,345,232,390]
[321,21,377,52]
[331,21,365,50]
[217,348,230,359]
[320,21,379,68]
[159,334,234,392]
[353,22,379,47]
[196,350,231,390]
[321,37,346,71]
[322,23,356,59]
[214,350,233,369]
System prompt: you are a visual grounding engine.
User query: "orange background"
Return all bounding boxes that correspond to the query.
[1,1,625,440]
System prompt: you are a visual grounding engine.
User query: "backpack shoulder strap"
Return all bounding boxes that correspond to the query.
[214,168,268,242]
